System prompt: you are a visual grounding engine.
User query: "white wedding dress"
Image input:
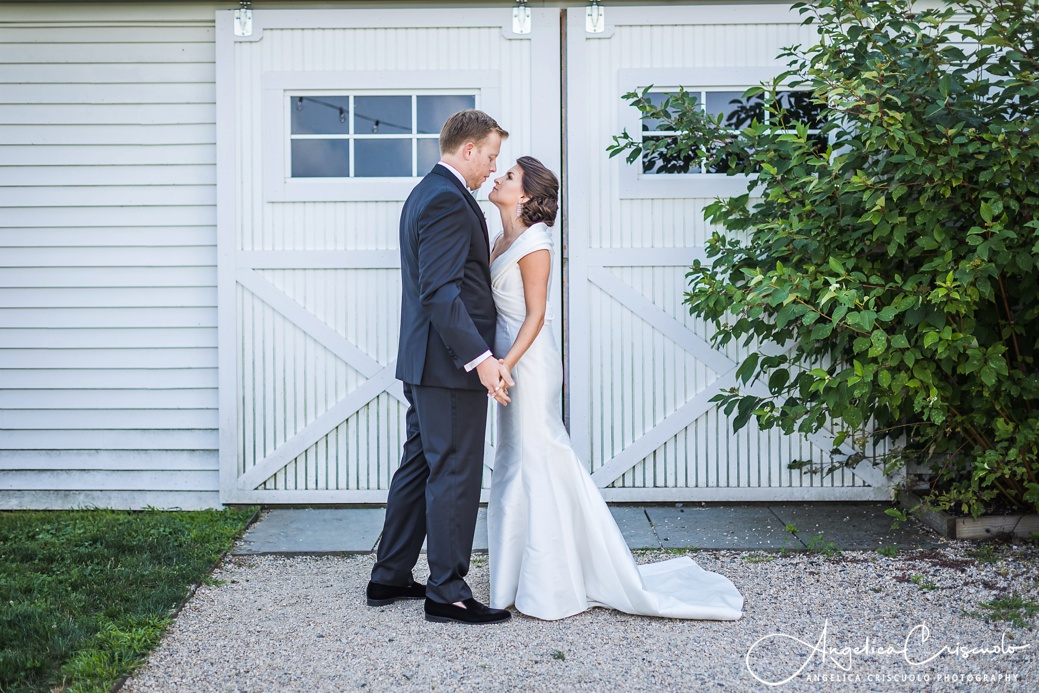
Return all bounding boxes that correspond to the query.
[487,223,745,621]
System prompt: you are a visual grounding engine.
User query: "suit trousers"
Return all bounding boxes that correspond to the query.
[371,382,488,604]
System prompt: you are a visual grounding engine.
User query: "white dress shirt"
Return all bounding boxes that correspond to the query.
[437,161,492,373]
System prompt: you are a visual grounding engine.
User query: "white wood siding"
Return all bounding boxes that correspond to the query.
[0,4,221,509]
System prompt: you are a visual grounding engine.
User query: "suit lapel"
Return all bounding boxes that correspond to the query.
[429,165,491,260]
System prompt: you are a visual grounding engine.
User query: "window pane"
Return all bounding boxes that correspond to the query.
[417,95,476,135]
[808,133,829,156]
[642,92,692,133]
[290,96,351,135]
[705,91,763,129]
[642,135,700,174]
[706,145,756,174]
[777,91,825,128]
[354,138,412,177]
[291,139,350,177]
[354,96,411,135]
[417,138,441,173]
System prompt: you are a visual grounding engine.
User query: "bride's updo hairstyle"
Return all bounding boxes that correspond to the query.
[517,156,559,228]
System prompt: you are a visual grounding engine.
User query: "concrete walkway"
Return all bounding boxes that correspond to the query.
[232,502,944,556]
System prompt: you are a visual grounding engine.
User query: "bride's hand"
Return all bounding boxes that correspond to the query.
[497,359,515,389]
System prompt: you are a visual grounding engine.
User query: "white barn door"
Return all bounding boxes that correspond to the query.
[565,5,890,501]
[216,8,561,503]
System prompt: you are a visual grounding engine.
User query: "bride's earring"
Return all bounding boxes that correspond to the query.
[516,199,525,219]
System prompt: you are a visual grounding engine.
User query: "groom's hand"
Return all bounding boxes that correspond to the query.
[476,358,510,405]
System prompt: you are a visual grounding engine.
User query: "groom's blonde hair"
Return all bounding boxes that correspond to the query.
[439,110,509,155]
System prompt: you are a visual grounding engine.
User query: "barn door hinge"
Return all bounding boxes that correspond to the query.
[586,1,605,34]
[234,1,253,37]
[512,0,532,35]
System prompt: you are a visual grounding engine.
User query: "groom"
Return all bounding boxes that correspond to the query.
[367,110,514,625]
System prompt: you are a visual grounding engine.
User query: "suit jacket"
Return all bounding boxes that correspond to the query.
[395,165,497,391]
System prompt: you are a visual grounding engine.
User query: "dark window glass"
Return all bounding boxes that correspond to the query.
[642,92,691,133]
[776,91,824,128]
[706,91,764,129]
[291,139,350,177]
[706,145,757,174]
[808,133,829,155]
[291,96,351,135]
[354,138,412,177]
[641,135,701,174]
[354,96,411,135]
[417,138,441,173]
[417,95,476,135]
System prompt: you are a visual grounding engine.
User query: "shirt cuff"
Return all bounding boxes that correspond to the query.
[464,350,493,372]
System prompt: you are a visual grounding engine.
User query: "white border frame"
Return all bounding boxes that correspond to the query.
[617,67,779,199]
[264,71,500,202]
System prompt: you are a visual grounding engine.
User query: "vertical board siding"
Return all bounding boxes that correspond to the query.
[0,6,220,510]
[569,7,888,499]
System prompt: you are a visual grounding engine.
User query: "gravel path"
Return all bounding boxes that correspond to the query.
[123,542,1038,692]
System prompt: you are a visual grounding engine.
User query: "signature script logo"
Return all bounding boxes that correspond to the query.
[745,620,1032,686]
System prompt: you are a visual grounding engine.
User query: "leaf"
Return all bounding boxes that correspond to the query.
[768,368,790,393]
[733,396,759,432]
[736,352,760,385]
[923,332,939,349]
[869,329,888,357]
[828,256,845,274]
[980,366,996,387]
[878,369,892,388]
[810,322,834,340]
[890,333,910,349]
[980,201,994,223]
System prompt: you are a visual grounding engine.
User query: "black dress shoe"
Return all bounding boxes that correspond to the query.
[366,580,425,606]
[424,597,511,624]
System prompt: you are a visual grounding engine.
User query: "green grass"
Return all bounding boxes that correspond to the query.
[965,594,1039,629]
[805,534,841,557]
[909,573,938,591]
[967,543,1000,564]
[743,553,775,563]
[0,507,256,693]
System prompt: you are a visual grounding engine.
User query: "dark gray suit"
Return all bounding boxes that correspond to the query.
[371,164,496,604]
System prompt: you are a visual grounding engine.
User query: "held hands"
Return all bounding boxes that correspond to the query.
[476,357,515,406]
[491,359,515,406]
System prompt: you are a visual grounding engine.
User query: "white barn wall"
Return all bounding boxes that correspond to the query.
[0,3,222,509]
[0,1,894,509]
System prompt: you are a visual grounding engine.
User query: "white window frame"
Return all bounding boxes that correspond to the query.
[287,92,477,179]
[618,68,780,199]
[264,70,500,202]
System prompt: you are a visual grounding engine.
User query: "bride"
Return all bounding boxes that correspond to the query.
[485,156,744,621]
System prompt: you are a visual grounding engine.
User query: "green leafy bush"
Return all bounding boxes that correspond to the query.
[609,0,1039,516]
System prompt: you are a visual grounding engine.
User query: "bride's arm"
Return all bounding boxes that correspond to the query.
[500,249,550,372]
